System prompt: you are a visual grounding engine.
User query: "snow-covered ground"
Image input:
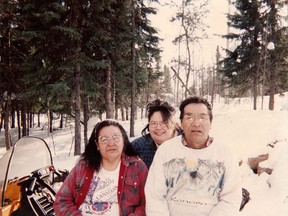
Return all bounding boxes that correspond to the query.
[1,93,288,215]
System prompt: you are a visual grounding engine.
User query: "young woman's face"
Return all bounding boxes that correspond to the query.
[148,111,175,145]
[96,125,124,162]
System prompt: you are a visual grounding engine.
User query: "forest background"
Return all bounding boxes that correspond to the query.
[1,0,288,156]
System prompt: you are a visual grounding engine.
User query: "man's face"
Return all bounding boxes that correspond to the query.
[181,103,211,149]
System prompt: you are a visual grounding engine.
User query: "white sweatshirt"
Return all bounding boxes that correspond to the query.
[145,136,242,216]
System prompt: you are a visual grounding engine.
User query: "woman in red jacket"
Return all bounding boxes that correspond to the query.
[53,119,148,216]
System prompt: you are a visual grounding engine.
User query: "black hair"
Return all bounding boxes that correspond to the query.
[82,119,138,172]
[141,99,176,136]
[179,96,213,122]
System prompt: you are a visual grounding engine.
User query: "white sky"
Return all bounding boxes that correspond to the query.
[149,0,229,67]
[149,1,288,67]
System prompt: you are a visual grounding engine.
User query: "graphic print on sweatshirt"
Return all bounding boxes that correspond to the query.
[164,157,225,206]
[79,165,120,215]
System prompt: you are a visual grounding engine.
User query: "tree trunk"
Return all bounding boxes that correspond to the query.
[37,112,41,128]
[70,0,82,155]
[121,106,125,121]
[115,94,119,120]
[11,101,15,128]
[268,91,275,110]
[184,28,191,98]
[0,112,3,134]
[16,101,21,139]
[210,67,215,107]
[83,95,89,146]
[126,106,129,121]
[74,61,82,156]
[253,73,257,110]
[4,94,11,150]
[21,102,27,137]
[141,107,144,120]
[60,113,63,129]
[26,110,30,136]
[105,61,113,119]
[268,1,276,111]
[47,107,51,136]
[130,0,136,137]
[49,111,53,133]
[29,112,33,128]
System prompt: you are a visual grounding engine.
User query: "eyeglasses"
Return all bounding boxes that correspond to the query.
[149,121,169,128]
[98,134,122,145]
[183,113,209,122]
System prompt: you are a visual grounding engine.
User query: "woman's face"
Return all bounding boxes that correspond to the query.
[148,111,175,145]
[96,125,124,163]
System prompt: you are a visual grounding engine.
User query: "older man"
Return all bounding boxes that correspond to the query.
[145,96,242,216]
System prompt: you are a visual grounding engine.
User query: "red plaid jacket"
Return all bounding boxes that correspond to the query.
[53,154,148,216]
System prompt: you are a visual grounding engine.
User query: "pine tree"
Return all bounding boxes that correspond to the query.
[219,0,288,110]
[0,0,161,145]
[220,0,263,109]
[262,0,288,110]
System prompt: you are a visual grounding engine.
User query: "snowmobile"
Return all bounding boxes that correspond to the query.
[0,136,68,216]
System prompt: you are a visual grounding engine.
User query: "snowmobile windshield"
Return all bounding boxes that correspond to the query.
[0,149,12,207]
[0,136,53,207]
